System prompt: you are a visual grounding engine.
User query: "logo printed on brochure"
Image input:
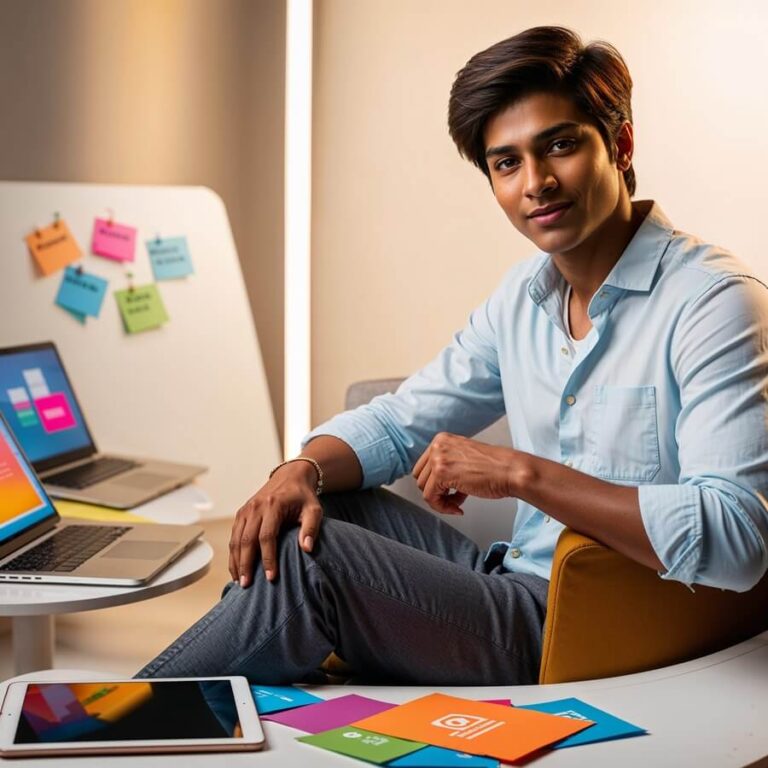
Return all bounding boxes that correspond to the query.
[342,731,388,746]
[554,710,590,721]
[431,714,504,740]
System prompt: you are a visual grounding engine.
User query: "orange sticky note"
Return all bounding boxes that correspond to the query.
[25,219,82,276]
[353,693,592,764]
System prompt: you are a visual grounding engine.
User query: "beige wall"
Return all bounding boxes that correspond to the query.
[0,0,286,437]
[311,0,768,424]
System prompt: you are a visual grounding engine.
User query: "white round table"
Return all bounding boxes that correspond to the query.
[1,632,767,767]
[0,486,214,675]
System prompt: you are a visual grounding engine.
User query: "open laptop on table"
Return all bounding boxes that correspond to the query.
[0,342,206,509]
[0,411,203,586]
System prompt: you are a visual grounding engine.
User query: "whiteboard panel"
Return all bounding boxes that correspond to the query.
[0,181,281,519]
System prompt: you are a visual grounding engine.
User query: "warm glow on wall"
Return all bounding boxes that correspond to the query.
[284,0,313,458]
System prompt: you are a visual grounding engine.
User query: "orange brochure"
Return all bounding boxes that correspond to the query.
[353,693,593,763]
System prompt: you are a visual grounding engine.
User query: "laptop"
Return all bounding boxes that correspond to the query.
[0,342,206,509]
[0,412,203,585]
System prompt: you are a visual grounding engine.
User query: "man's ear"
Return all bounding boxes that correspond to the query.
[615,121,634,172]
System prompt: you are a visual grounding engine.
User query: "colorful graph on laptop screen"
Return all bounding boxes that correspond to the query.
[0,417,56,544]
[0,347,91,464]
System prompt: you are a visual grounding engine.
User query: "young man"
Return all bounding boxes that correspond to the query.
[138,26,768,685]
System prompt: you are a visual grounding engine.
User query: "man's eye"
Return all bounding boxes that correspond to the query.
[551,139,575,152]
[495,158,519,171]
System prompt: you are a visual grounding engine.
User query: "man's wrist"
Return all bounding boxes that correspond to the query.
[507,449,537,497]
[269,457,324,494]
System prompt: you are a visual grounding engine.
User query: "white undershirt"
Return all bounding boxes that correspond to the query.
[563,283,588,353]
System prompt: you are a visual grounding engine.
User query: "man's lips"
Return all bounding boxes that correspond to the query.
[528,202,572,218]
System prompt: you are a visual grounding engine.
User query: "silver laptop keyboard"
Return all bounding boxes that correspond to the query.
[0,525,131,573]
[45,457,140,489]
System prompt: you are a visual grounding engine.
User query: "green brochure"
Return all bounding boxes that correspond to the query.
[298,726,425,764]
[115,284,169,334]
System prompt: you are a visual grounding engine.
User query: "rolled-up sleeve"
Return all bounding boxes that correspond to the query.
[639,274,768,591]
[301,285,508,489]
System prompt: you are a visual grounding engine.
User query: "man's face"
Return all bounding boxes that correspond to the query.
[483,91,629,257]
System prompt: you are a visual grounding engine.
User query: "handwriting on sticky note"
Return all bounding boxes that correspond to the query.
[115,284,169,334]
[147,237,194,280]
[92,217,137,262]
[56,266,109,319]
[25,219,82,276]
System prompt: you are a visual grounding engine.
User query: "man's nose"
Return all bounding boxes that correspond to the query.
[524,159,558,198]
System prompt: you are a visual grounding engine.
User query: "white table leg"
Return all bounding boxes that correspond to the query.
[12,615,54,675]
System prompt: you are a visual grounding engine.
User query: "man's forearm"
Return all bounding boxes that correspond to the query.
[300,435,364,493]
[511,452,665,572]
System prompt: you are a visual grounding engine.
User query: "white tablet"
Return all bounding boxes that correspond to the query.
[0,677,265,757]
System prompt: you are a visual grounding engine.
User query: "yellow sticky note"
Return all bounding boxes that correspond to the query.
[115,284,169,334]
[25,219,82,276]
[54,499,152,524]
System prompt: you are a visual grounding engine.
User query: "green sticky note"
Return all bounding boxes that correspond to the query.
[298,726,425,764]
[115,284,169,334]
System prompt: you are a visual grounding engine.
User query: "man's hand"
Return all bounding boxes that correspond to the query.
[412,432,521,514]
[229,461,322,587]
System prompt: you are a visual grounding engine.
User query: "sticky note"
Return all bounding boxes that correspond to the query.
[390,745,499,767]
[516,697,646,748]
[299,726,424,764]
[115,284,168,334]
[147,237,194,280]
[250,686,324,715]
[55,266,108,319]
[25,219,81,276]
[263,694,395,733]
[35,393,76,433]
[352,693,592,764]
[92,217,137,262]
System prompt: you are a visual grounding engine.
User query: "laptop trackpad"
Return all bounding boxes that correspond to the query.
[103,541,176,560]
[113,472,173,489]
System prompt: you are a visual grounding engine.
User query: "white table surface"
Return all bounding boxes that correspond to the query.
[2,631,767,767]
[0,486,213,674]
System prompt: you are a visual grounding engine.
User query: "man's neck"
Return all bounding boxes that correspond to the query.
[553,198,650,305]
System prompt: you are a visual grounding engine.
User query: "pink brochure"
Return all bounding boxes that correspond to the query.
[263,694,395,733]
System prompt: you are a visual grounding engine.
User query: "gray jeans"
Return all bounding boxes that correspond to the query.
[136,488,549,685]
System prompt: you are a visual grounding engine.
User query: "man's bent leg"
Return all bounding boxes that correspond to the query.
[137,513,546,685]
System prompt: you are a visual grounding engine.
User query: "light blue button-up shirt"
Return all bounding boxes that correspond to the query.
[303,202,768,592]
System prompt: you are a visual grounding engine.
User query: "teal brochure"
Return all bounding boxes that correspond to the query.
[517,697,646,748]
[390,744,499,766]
[250,685,324,715]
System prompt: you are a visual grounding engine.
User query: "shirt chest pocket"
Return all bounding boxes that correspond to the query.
[589,385,661,482]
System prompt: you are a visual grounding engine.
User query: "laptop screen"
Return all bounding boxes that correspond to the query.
[0,414,57,546]
[0,344,95,469]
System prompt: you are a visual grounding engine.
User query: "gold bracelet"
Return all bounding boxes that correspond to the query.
[269,457,324,496]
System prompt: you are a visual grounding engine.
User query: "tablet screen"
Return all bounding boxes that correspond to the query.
[14,681,241,744]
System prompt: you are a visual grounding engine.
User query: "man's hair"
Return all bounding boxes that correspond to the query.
[448,26,636,196]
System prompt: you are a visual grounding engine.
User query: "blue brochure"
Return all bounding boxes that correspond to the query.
[55,266,108,318]
[517,697,646,748]
[390,745,499,767]
[249,685,324,715]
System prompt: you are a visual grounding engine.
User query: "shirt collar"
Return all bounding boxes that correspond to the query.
[527,200,674,306]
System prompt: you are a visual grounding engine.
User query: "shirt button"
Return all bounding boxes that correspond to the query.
[544,515,551,523]
[565,395,576,406]
[510,547,522,559]
[563,459,573,467]
[560,346,569,356]
[599,291,608,298]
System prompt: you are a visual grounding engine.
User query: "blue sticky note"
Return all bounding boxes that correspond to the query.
[147,236,194,280]
[55,266,108,318]
[517,697,646,748]
[390,746,499,767]
[249,685,324,715]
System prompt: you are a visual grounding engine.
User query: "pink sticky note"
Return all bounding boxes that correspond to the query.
[34,393,76,433]
[91,217,137,262]
[263,694,395,734]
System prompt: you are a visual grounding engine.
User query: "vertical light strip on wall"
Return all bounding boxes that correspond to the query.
[284,0,313,458]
